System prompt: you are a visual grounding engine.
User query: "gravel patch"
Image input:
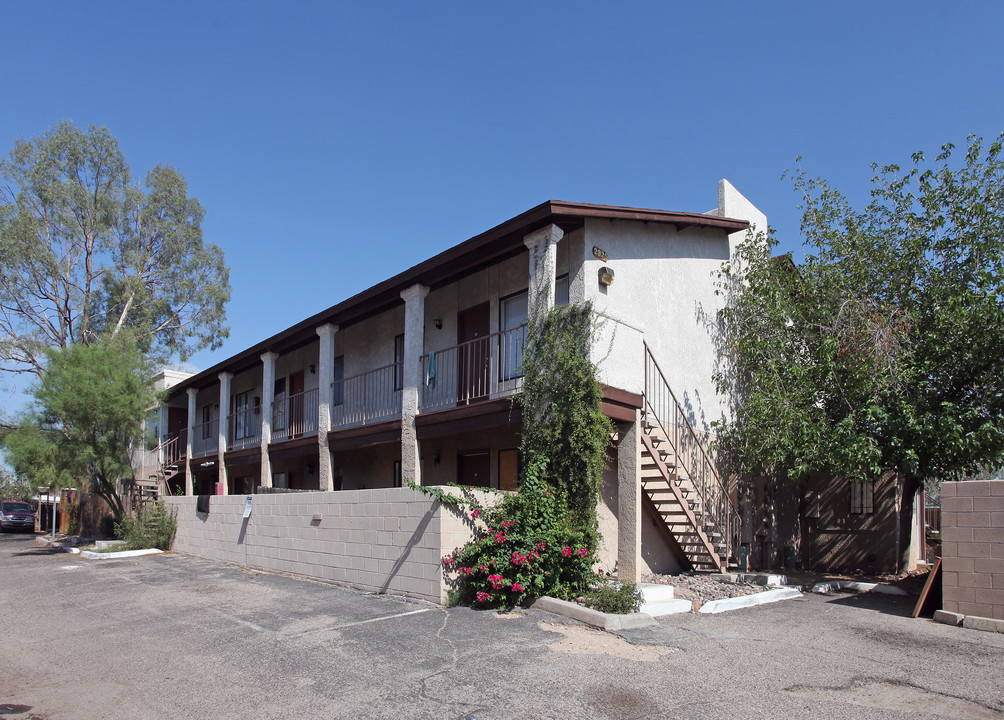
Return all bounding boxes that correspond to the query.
[642,572,764,610]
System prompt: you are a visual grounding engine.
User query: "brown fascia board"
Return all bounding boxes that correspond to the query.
[169,201,749,397]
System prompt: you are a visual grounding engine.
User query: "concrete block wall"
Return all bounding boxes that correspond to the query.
[940,480,1004,620]
[165,487,483,604]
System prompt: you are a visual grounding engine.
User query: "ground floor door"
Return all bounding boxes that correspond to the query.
[458,450,490,488]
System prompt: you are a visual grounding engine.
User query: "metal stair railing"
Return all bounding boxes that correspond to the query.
[643,342,740,567]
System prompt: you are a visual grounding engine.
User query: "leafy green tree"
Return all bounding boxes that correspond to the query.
[0,464,34,502]
[0,120,230,380]
[2,339,156,523]
[714,133,1004,569]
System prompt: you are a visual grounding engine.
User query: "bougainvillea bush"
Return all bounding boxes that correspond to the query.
[438,460,599,609]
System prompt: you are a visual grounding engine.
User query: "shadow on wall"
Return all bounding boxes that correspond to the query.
[79,494,115,539]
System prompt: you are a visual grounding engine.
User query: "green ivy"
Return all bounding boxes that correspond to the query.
[415,301,613,609]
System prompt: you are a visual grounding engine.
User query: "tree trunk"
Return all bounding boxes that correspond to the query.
[897,474,922,574]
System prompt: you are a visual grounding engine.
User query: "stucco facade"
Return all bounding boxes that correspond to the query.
[155,182,770,595]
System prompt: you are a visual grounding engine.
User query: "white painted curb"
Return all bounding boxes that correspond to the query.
[698,587,802,614]
[810,580,908,596]
[80,548,163,560]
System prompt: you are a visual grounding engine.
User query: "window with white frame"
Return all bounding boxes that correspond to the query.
[234,391,251,440]
[500,290,528,380]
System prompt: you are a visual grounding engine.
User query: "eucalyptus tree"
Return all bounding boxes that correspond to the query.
[0,120,230,380]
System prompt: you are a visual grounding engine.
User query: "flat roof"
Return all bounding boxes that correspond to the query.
[170,200,749,396]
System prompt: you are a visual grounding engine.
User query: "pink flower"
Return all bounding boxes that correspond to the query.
[488,574,506,590]
[561,547,572,558]
[443,554,455,565]
[511,582,524,592]
[471,509,482,518]
[535,542,547,551]
[501,520,514,529]
[494,532,506,543]
[576,548,589,558]
[476,592,491,603]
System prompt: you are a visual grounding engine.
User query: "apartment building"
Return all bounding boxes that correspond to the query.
[156,180,765,578]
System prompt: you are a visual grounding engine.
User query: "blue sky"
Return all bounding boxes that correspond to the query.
[1,1,1003,400]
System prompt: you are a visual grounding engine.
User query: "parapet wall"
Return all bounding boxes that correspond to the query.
[165,487,480,604]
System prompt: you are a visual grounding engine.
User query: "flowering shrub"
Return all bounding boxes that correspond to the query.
[442,460,597,609]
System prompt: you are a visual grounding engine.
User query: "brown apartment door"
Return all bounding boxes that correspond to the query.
[457,302,490,404]
[458,451,490,488]
[289,370,305,436]
[168,407,187,442]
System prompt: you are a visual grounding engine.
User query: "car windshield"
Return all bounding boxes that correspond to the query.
[2,502,31,513]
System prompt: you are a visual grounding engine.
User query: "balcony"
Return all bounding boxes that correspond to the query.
[272,387,319,442]
[192,420,219,457]
[228,407,262,451]
[419,324,526,412]
[331,362,402,429]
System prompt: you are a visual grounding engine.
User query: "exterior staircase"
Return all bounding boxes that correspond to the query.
[642,344,740,572]
[129,434,185,513]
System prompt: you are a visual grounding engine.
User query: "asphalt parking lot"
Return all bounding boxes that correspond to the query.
[1,532,1002,720]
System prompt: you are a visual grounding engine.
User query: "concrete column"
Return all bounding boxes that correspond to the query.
[185,388,197,496]
[316,324,338,491]
[400,283,429,485]
[217,372,232,495]
[523,223,563,319]
[617,414,642,582]
[259,352,278,490]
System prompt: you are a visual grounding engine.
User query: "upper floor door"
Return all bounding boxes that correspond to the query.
[457,302,490,404]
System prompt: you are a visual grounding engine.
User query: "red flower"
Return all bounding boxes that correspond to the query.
[511,582,524,592]
[476,592,491,603]
[561,547,572,558]
[471,509,482,518]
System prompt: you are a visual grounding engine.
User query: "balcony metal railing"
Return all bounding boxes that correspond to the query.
[160,429,187,466]
[419,324,526,411]
[331,363,402,429]
[192,420,219,457]
[228,407,263,450]
[272,387,319,441]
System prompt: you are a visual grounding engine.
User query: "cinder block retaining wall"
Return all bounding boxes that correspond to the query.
[940,480,1004,621]
[165,488,478,604]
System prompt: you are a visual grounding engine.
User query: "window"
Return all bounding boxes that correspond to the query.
[555,274,569,306]
[201,405,213,439]
[394,334,404,391]
[273,377,287,431]
[333,355,344,406]
[234,391,250,440]
[500,290,528,380]
[850,479,875,514]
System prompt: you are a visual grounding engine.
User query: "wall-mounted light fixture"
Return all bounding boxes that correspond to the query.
[433,318,443,330]
[598,266,615,286]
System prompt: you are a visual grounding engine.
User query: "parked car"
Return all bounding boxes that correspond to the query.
[0,501,35,533]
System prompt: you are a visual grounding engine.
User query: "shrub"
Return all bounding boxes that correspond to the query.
[439,460,598,609]
[114,500,177,550]
[578,576,643,614]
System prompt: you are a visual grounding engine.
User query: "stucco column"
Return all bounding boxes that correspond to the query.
[217,372,232,495]
[185,388,197,496]
[523,223,563,319]
[259,352,277,490]
[400,284,429,485]
[316,324,338,491]
[617,414,642,582]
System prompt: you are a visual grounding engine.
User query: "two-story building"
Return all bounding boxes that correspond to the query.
[157,180,765,593]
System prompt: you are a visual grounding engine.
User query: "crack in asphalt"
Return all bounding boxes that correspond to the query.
[416,608,486,720]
